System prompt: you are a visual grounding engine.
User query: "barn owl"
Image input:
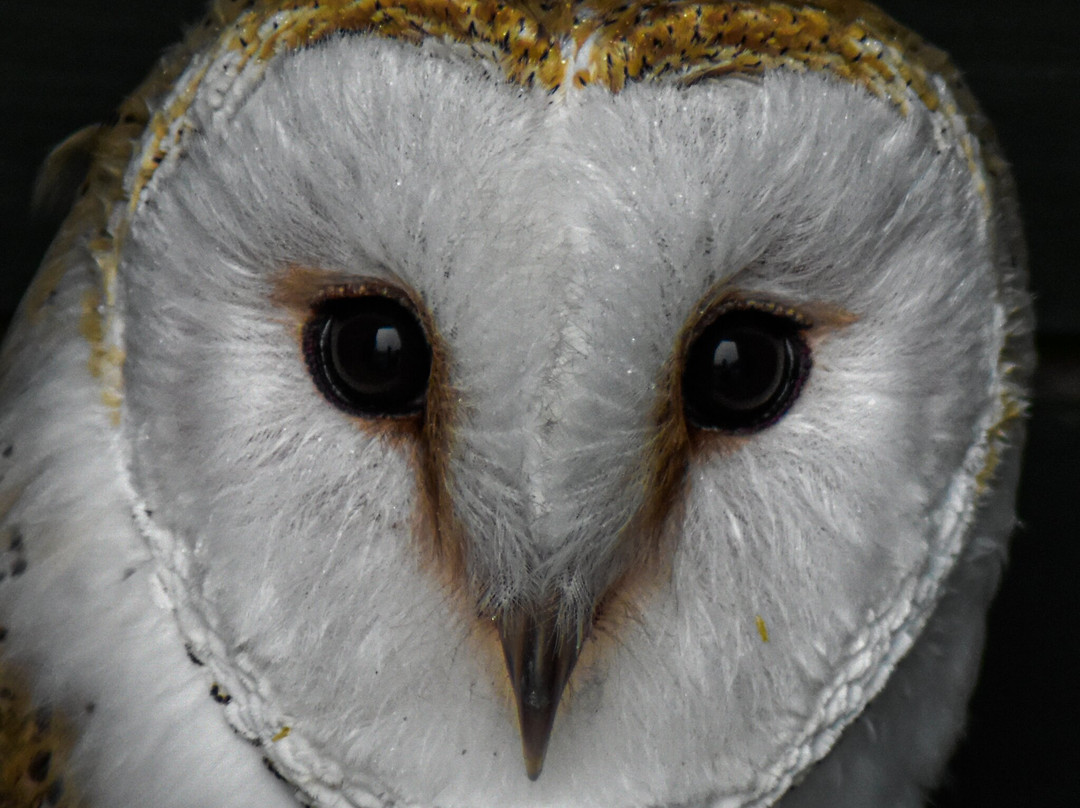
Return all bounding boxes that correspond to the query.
[0,1,1032,807]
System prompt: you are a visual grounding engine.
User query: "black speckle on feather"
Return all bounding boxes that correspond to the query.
[27,749,52,782]
[186,644,205,666]
[263,757,288,782]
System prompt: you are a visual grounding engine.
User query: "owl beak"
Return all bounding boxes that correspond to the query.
[497,611,582,780]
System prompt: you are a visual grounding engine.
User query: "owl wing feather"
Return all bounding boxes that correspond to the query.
[0,235,296,807]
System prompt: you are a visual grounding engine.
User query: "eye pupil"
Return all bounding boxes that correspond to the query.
[306,295,431,416]
[708,330,786,411]
[328,320,403,393]
[683,309,810,432]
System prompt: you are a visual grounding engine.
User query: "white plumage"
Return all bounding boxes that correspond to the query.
[0,2,1032,807]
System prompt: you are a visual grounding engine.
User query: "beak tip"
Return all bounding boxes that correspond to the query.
[520,709,554,780]
[524,755,545,781]
[499,610,583,783]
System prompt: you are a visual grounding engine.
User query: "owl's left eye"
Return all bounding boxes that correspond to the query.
[303,295,432,417]
[681,308,811,432]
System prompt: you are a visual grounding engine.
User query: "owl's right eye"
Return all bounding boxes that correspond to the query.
[303,295,432,417]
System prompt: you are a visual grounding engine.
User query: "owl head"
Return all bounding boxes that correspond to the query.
[1,2,1031,807]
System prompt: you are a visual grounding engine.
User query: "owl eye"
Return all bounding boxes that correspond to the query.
[682,308,811,432]
[303,295,432,417]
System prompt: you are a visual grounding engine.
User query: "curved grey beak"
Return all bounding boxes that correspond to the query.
[497,611,583,780]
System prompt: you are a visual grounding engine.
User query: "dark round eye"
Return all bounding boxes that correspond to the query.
[682,308,811,432]
[303,295,432,417]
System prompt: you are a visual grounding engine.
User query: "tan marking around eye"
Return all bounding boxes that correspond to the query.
[270,265,467,590]
[679,291,857,453]
[269,265,357,323]
[644,289,859,489]
[579,290,858,661]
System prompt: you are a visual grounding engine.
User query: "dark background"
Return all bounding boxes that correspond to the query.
[2,1,1077,804]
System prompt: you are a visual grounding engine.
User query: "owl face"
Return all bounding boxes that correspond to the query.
[32,2,1028,807]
